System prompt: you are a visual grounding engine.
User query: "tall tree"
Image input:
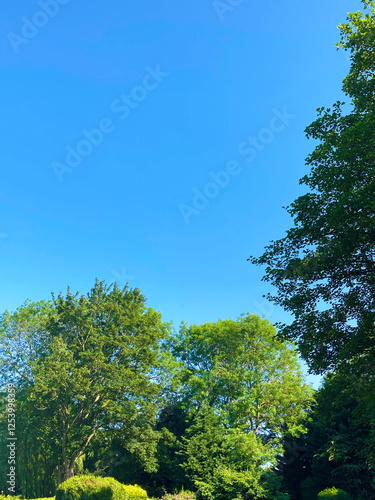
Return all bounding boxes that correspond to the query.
[251,0,375,374]
[0,280,170,490]
[281,372,375,500]
[172,314,314,499]
[0,300,54,497]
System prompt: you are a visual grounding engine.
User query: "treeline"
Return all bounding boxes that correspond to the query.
[0,281,312,499]
[0,282,374,499]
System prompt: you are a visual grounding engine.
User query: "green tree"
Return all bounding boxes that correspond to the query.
[0,280,170,491]
[250,0,375,375]
[181,404,278,500]
[172,314,313,499]
[81,404,193,497]
[0,300,56,497]
[145,404,193,496]
[310,372,374,499]
[281,372,375,500]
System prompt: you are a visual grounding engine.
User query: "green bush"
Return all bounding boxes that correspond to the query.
[317,487,351,499]
[161,490,196,500]
[0,496,54,500]
[56,475,147,500]
[122,485,148,500]
[56,476,112,500]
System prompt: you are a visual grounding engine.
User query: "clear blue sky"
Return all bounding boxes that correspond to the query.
[0,0,363,387]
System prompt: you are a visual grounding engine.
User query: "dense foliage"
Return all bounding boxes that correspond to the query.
[251,1,375,498]
[0,281,170,497]
[251,0,375,376]
[160,490,196,500]
[0,497,54,500]
[172,315,313,499]
[55,475,147,500]
[0,282,312,499]
[280,370,375,499]
[317,488,351,499]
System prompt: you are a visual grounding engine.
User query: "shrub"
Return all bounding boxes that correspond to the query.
[123,485,148,500]
[317,488,351,499]
[56,476,113,500]
[0,496,54,500]
[56,475,147,500]
[161,490,196,500]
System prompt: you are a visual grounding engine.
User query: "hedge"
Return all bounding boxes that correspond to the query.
[56,475,147,500]
[317,488,351,499]
[122,485,148,500]
[0,497,54,500]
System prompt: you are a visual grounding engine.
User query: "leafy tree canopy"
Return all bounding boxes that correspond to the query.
[0,280,170,487]
[172,314,313,436]
[251,0,375,374]
[171,314,313,500]
[292,370,374,499]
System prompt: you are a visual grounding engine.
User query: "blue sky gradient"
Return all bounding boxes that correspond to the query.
[0,0,363,387]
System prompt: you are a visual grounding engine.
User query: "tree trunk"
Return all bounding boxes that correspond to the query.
[66,462,75,480]
[56,465,63,487]
[66,454,80,481]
